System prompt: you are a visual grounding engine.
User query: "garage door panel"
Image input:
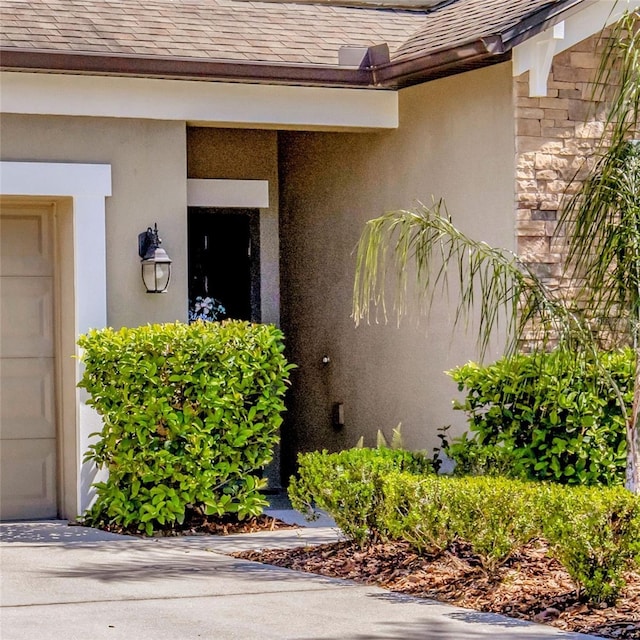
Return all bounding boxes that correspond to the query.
[0,440,57,520]
[0,211,53,276]
[0,358,55,440]
[1,203,57,521]
[0,276,54,358]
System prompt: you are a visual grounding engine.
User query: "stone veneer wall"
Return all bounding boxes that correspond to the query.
[515,32,607,328]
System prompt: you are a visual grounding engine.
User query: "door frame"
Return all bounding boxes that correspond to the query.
[188,206,261,323]
[0,162,111,519]
[186,178,278,326]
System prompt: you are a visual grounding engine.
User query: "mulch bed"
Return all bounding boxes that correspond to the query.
[84,513,299,537]
[234,539,640,639]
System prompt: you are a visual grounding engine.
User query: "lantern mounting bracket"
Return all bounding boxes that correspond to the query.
[138,223,161,260]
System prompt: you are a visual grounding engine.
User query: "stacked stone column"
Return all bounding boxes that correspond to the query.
[514,33,608,346]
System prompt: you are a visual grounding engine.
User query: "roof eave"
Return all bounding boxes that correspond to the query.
[500,0,598,48]
[0,43,512,90]
[0,0,603,91]
[0,0,597,92]
[374,35,509,88]
[0,48,374,88]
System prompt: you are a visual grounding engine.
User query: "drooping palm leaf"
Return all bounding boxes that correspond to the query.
[352,11,640,492]
[557,11,640,491]
[352,201,589,359]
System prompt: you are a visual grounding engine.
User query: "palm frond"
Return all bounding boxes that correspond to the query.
[561,117,640,346]
[592,11,640,144]
[353,201,587,359]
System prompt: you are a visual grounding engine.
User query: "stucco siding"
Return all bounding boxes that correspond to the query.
[279,62,515,470]
[0,114,187,328]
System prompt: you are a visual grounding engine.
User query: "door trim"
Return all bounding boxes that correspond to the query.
[187,179,269,209]
[0,162,111,518]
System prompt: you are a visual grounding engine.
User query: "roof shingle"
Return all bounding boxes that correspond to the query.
[0,0,424,65]
[1,0,581,67]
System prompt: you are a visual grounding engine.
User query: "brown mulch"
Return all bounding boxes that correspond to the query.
[234,539,639,639]
[84,513,299,537]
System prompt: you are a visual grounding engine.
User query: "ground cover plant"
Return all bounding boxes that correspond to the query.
[78,320,293,535]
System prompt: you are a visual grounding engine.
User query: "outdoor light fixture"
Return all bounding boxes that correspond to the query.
[138,223,172,293]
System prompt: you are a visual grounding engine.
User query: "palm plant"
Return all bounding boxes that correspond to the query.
[353,11,640,492]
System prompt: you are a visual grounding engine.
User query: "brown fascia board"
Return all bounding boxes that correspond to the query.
[0,43,508,89]
[0,48,373,88]
[372,36,508,88]
[371,0,596,88]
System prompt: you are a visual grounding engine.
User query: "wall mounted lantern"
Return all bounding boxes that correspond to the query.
[138,223,172,293]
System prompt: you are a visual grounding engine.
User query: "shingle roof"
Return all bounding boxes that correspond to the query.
[0,0,587,87]
[393,0,575,62]
[0,0,424,65]
[2,0,585,64]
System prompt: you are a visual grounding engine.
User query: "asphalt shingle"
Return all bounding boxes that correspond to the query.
[0,0,579,67]
[0,0,424,65]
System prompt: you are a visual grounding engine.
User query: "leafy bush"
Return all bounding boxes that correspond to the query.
[447,349,631,485]
[288,447,432,546]
[439,429,520,478]
[379,472,454,555]
[381,474,539,571]
[79,320,293,535]
[542,484,640,604]
[291,446,639,602]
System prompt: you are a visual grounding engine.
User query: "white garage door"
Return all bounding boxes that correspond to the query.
[0,203,57,520]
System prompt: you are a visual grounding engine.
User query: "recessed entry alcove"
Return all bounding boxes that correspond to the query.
[187,207,261,323]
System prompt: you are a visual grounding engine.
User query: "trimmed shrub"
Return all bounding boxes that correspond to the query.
[447,349,631,485]
[443,476,540,572]
[379,472,454,555]
[79,320,293,535]
[288,447,432,546]
[291,447,639,602]
[542,484,640,604]
[381,474,539,571]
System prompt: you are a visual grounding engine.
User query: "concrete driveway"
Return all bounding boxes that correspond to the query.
[0,518,598,640]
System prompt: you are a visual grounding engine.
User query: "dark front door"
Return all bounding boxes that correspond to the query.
[188,208,260,323]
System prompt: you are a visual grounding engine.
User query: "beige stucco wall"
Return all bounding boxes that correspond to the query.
[187,128,280,325]
[278,62,515,471]
[0,114,188,328]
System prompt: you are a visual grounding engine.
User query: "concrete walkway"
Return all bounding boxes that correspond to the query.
[0,515,598,640]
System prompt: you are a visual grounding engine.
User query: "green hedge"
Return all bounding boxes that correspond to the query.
[79,320,293,535]
[290,449,640,603]
[543,483,640,604]
[447,349,631,485]
[382,474,541,572]
[288,447,432,546]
